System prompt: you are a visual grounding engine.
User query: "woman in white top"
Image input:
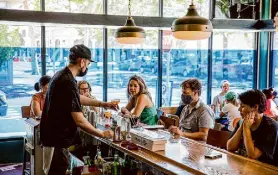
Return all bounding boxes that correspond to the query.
[220,91,241,131]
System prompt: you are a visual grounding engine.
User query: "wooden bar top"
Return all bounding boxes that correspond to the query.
[85,127,278,175]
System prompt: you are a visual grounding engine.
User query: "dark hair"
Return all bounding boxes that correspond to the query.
[262,87,275,99]
[34,75,51,92]
[180,78,202,95]
[238,89,266,113]
[69,44,91,64]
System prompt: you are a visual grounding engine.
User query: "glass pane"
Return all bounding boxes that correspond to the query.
[163,0,209,18]
[0,25,41,118]
[45,0,103,14]
[211,31,255,105]
[0,0,39,10]
[162,30,209,106]
[45,27,103,100]
[273,33,278,89]
[108,0,159,16]
[107,29,158,108]
[214,0,260,19]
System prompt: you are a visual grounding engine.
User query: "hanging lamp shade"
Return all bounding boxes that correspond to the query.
[115,16,146,44]
[171,3,213,40]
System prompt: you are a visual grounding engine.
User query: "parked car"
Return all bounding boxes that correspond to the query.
[170,60,195,77]
[0,90,8,117]
[118,59,142,71]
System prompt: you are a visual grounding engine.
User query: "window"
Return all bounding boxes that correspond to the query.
[162,30,209,106]
[0,25,41,117]
[45,27,103,100]
[108,0,158,16]
[107,29,158,108]
[45,0,103,14]
[211,31,255,103]
[273,32,278,89]
[163,0,209,18]
[0,0,38,10]
[214,0,260,19]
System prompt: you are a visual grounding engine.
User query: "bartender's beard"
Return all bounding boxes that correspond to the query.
[77,66,88,77]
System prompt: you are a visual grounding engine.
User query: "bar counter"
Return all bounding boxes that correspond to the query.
[82,125,278,175]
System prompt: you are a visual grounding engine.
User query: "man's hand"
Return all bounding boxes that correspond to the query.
[243,112,255,129]
[101,102,118,111]
[168,126,183,137]
[102,130,114,139]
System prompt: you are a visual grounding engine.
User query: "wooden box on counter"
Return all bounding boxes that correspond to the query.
[130,129,167,151]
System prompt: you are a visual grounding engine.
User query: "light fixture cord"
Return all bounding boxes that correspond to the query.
[191,0,194,5]
[128,0,131,17]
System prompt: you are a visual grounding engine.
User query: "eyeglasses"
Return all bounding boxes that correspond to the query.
[80,88,90,92]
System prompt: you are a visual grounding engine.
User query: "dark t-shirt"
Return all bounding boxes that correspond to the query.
[40,67,82,148]
[230,115,278,166]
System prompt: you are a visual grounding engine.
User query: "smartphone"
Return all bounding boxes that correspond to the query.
[204,152,222,159]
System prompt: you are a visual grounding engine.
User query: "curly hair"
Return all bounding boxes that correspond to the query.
[238,89,266,113]
[180,78,202,95]
[126,75,152,102]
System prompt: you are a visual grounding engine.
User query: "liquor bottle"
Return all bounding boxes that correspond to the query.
[120,154,129,175]
[112,153,120,175]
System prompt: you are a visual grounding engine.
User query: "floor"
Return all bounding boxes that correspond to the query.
[0,163,23,175]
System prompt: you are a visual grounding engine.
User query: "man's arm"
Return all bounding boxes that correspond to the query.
[80,95,117,110]
[72,112,113,138]
[243,126,262,159]
[227,123,243,152]
[182,128,209,141]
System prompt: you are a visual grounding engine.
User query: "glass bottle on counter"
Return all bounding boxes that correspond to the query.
[94,149,104,168]
[112,153,120,175]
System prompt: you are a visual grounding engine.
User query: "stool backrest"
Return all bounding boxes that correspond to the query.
[158,115,178,129]
[21,106,31,118]
[206,129,231,149]
[160,106,178,115]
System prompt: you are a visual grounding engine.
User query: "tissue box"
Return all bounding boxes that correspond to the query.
[130,129,167,151]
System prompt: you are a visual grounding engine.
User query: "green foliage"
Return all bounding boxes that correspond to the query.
[0,25,21,68]
[216,0,230,18]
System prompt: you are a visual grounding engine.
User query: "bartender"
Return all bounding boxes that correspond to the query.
[40,44,117,175]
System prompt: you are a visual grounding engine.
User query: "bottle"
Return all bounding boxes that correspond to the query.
[94,149,104,168]
[112,153,120,175]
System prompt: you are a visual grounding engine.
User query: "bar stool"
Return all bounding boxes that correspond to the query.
[22,137,31,175]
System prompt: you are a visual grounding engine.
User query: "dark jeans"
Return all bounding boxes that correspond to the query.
[48,148,70,175]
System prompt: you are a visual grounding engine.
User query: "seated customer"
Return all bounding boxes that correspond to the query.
[211,80,230,113]
[262,87,278,118]
[220,91,240,131]
[30,75,51,118]
[78,80,99,114]
[169,78,214,141]
[227,90,278,166]
[121,75,158,125]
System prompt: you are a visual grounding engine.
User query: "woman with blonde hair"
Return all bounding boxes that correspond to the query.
[121,75,158,125]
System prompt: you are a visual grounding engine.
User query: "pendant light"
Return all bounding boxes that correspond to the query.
[274,12,278,31]
[115,0,146,44]
[171,0,213,40]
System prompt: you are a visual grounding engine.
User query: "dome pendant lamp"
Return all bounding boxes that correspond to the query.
[171,0,213,40]
[115,0,146,44]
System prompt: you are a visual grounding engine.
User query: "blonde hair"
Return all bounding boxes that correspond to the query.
[126,75,152,103]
